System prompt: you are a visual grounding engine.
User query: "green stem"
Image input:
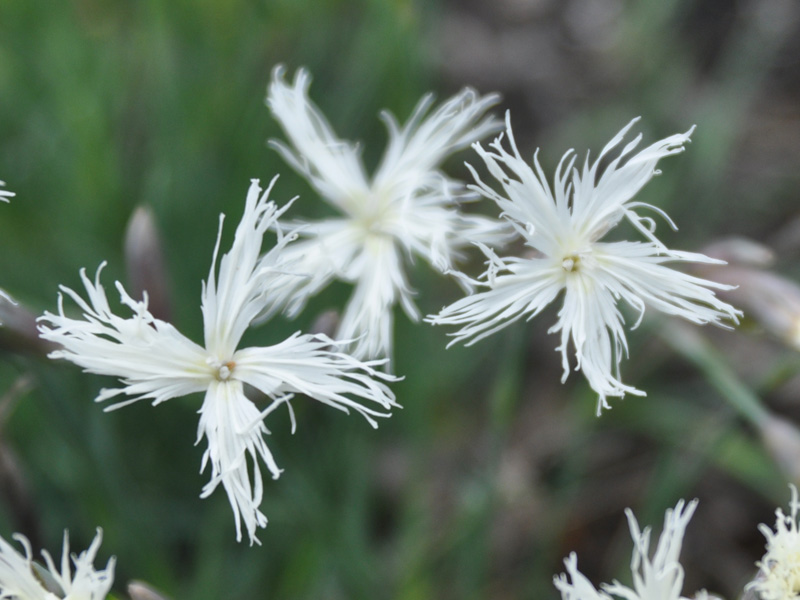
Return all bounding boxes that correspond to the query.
[659,324,769,426]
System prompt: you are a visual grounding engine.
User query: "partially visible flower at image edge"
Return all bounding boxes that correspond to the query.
[0,180,15,313]
[0,528,114,600]
[260,66,512,363]
[38,177,399,545]
[427,114,741,413]
[555,499,701,600]
[748,484,800,600]
[0,180,14,203]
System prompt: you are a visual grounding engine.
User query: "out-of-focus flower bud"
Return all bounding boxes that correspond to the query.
[702,237,775,267]
[696,239,800,351]
[124,206,171,322]
[757,414,800,484]
[310,309,340,339]
[0,293,57,356]
[128,581,171,600]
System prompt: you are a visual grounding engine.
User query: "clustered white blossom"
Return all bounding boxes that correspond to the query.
[0,529,114,600]
[749,484,800,600]
[260,66,511,362]
[38,177,398,545]
[554,500,701,600]
[7,62,758,598]
[427,114,741,413]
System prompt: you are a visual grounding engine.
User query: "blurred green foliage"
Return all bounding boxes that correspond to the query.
[1,0,799,599]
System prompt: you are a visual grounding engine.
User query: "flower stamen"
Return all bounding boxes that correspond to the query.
[562,255,580,272]
[208,358,236,381]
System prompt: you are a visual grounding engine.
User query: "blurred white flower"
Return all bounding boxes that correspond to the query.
[38,178,398,545]
[262,66,510,362]
[0,528,114,600]
[748,484,800,600]
[427,115,741,413]
[554,500,698,600]
[0,180,13,203]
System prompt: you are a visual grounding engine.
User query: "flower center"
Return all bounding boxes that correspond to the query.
[351,191,398,240]
[562,254,581,272]
[785,554,800,594]
[209,358,236,381]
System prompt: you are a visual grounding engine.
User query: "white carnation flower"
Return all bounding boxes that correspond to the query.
[555,500,699,600]
[261,66,511,362]
[748,485,800,600]
[0,529,114,600]
[428,114,741,413]
[38,178,398,545]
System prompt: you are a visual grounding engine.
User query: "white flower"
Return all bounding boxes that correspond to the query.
[554,500,698,600]
[0,528,114,600]
[0,181,13,203]
[748,484,800,600]
[38,178,398,545]
[261,66,511,362]
[427,115,741,413]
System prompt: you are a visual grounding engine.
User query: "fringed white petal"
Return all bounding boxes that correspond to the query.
[554,272,644,414]
[0,180,14,203]
[203,177,299,356]
[335,235,415,362]
[572,120,696,246]
[197,380,279,546]
[426,256,562,348]
[602,500,697,600]
[267,66,370,210]
[44,529,115,600]
[0,532,52,599]
[254,219,364,323]
[0,529,114,600]
[554,553,615,600]
[555,501,697,600]
[467,112,569,257]
[234,332,399,428]
[38,264,210,408]
[594,242,741,329]
[373,87,501,200]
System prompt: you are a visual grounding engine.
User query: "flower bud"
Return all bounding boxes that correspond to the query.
[758,414,800,484]
[310,309,340,338]
[702,237,775,267]
[124,206,171,321]
[128,581,170,600]
[0,293,57,356]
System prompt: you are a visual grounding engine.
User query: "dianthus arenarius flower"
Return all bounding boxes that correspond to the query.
[555,500,699,600]
[0,529,114,600]
[38,178,398,545]
[748,485,800,600]
[260,66,511,362]
[427,115,740,413]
